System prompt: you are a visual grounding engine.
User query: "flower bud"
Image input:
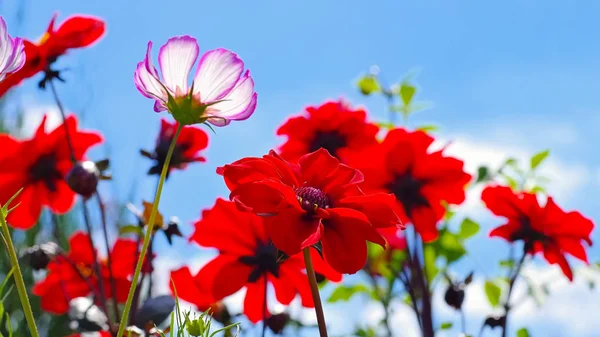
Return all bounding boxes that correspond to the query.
[267,312,290,334]
[444,285,465,310]
[66,161,99,198]
[23,242,59,270]
[186,316,206,336]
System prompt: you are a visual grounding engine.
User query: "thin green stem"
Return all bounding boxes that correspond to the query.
[116,124,182,337]
[0,213,40,337]
[303,247,328,337]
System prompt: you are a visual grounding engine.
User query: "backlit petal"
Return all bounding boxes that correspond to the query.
[158,35,198,93]
[193,48,244,102]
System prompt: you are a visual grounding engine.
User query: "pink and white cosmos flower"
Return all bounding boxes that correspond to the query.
[134,35,257,126]
[0,16,25,82]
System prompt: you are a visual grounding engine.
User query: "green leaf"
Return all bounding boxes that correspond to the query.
[438,230,466,263]
[327,284,371,303]
[516,328,530,337]
[119,224,143,236]
[416,124,438,132]
[476,166,490,183]
[399,82,416,106]
[440,322,453,330]
[459,218,480,239]
[423,244,438,283]
[530,149,550,170]
[530,186,545,194]
[376,121,395,130]
[357,75,380,96]
[484,281,502,307]
[499,260,514,268]
[505,175,519,190]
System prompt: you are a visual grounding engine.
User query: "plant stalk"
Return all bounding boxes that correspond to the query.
[303,247,328,337]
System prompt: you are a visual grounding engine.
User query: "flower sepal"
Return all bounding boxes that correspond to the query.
[166,84,225,126]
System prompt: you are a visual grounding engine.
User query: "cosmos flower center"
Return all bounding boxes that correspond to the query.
[296,186,331,213]
[29,154,61,191]
[309,131,346,158]
[387,173,429,212]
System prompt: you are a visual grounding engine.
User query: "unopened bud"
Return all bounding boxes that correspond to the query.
[186,317,206,336]
[66,161,99,198]
[267,312,290,334]
[23,242,59,270]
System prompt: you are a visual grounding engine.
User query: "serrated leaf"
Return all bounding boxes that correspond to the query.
[440,322,453,330]
[530,150,550,170]
[459,218,480,239]
[327,284,371,303]
[119,225,143,236]
[399,82,416,106]
[484,281,502,307]
[416,124,438,132]
[516,328,530,337]
[357,75,380,96]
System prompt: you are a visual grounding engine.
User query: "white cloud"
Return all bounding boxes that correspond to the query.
[17,104,63,138]
[432,265,600,337]
[431,133,590,218]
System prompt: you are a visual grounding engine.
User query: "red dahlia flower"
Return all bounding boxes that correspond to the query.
[352,128,471,242]
[0,14,105,96]
[276,100,379,163]
[218,148,402,274]
[32,231,138,314]
[482,185,594,281]
[141,118,209,178]
[170,199,340,323]
[0,115,102,229]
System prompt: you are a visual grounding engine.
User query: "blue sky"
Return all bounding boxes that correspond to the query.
[1,1,600,336]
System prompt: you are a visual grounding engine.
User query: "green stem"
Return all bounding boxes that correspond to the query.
[303,247,328,337]
[116,124,182,337]
[0,213,40,337]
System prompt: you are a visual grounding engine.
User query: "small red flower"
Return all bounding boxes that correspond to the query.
[141,118,209,178]
[218,148,402,274]
[0,14,105,96]
[482,185,594,281]
[0,115,102,229]
[171,199,339,323]
[32,231,138,314]
[352,128,471,242]
[276,100,379,163]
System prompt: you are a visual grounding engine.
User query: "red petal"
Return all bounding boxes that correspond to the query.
[338,193,401,229]
[321,208,383,274]
[231,180,299,214]
[50,15,105,55]
[271,271,297,305]
[68,231,97,265]
[308,249,342,282]
[489,222,520,242]
[5,186,43,229]
[190,198,264,255]
[298,148,341,188]
[410,206,440,242]
[265,208,322,255]
[243,278,269,323]
[481,186,529,219]
[542,244,573,281]
[170,267,214,310]
[196,255,252,300]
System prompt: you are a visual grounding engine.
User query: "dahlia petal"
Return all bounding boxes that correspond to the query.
[489,222,520,242]
[265,208,322,255]
[189,198,261,256]
[271,271,297,305]
[46,180,77,214]
[338,193,401,229]
[542,244,573,281]
[309,249,342,282]
[243,278,269,323]
[210,71,256,120]
[158,35,198,93]
[230,180,299,214]
[53,15,106,50]
[134,42,168,102]
[68,231,97,265]
[197,255,252,300]
[321,208,384,274]
[5,185,42,229]
[298,148,341,188]
[410,206,440,243]
[170,267,214,310]
[555,238,589,263]
[481,186,526,219]
[193,48,245,102]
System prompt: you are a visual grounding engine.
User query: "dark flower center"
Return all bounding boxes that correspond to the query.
[386,173,429,214]
[238,242,280,283]
[511,217,550,250]
[296,186,330,213]
[309,131,346,158]
[148,137,191,178]
[29,153,62,192]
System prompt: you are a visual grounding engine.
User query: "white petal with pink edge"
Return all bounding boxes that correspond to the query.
[134,42,169,102]
[158,36,199,94]
[193,48,245,103]
[211,71,256,119]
